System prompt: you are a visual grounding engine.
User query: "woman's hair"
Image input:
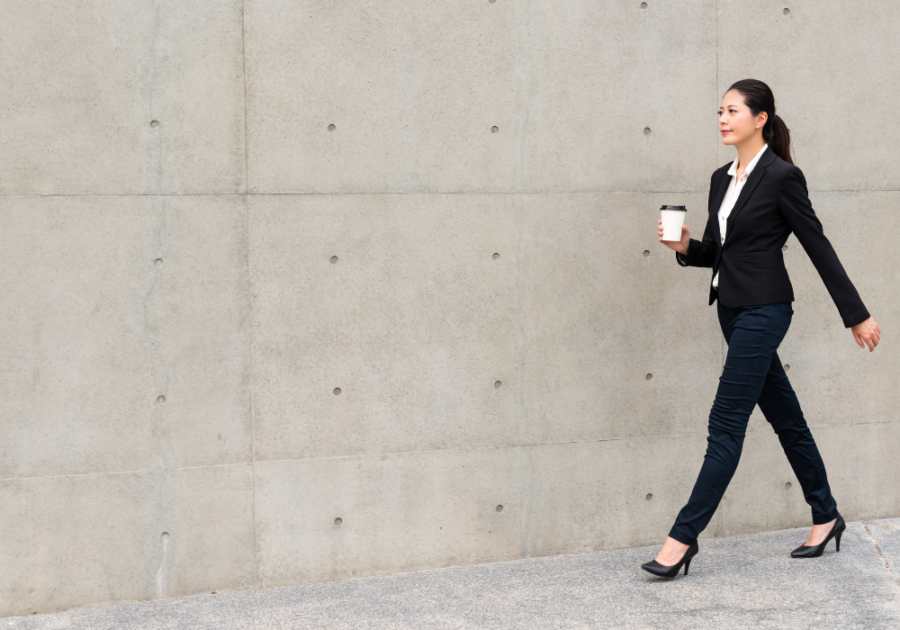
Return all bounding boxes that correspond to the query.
[726,79,794,165]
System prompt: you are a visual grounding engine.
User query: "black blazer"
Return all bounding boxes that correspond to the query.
[676,147,869,329]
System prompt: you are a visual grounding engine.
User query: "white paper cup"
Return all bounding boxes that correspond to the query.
[660,205,687,241]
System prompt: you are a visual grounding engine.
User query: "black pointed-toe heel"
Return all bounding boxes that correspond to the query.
[641,541,699,578]
[791,513,846,558]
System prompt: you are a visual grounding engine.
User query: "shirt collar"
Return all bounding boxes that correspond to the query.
[727,143,768,179]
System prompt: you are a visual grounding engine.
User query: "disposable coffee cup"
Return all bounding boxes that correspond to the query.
[660,205,687,241]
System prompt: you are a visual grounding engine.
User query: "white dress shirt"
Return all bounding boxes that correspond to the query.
[712,143,769,289]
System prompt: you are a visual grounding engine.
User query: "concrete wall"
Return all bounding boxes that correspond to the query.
[1,0,898,616]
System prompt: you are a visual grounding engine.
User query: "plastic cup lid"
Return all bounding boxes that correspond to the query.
[660,205,687,211]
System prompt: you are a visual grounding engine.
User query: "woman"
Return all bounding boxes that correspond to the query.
[641,79,882,578]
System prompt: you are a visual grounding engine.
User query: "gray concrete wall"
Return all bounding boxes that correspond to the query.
[1,0,897,617]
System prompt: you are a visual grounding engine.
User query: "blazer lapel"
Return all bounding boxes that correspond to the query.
[723,149,777,246]
[709,167,731,246]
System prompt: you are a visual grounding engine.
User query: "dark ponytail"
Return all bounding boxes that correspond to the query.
[726,79,794,165]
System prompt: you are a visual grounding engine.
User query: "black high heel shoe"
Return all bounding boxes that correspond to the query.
[791,513,846,558]
[641,541,699,578]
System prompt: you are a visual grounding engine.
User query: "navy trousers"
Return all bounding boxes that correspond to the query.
[668,302,839,546]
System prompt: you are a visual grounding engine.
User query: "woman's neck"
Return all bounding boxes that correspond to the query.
[734,136,767,177]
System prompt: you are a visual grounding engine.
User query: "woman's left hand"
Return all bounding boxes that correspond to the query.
[851,317,881,352]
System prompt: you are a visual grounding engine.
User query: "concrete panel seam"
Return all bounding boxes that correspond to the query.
[240,0,249,195]
[251,419,900,467]
[247,200,260,591]
[0,191,708,198]
[255,439,636,468]
[232,190,714,196]
[715,0,718,115]
[0,193,249,199]
[149,0,162,192]
[863,523,900,587]
[5,416,897,484]
[4,189,900,199]
[0,462,252,484]
[239,0,260,591]
[846,420,900,426]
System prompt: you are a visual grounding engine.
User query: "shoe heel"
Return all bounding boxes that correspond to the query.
[835,530,842,552]
[684,557,692,576]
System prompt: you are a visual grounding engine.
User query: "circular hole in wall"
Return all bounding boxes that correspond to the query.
[646,493,653,501]
[150,120,160,128]
[157,395,166,404]
[494,381,502,389]
[642,250,650,257]
[491,126,499,133]
[785,482,792,490]
[161,532,170,542]
[333,388,342,396]
[493,253,500,260]
[330,256,339,264]
[334,517,343,526]
[328,124,336,131]
[645,373,653,381]
[154,258,164,267]
[496,505,504,512]
[643,127,651,135]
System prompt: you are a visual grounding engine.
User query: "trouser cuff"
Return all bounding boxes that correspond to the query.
[812,510,840,525]
[667,530,697,546]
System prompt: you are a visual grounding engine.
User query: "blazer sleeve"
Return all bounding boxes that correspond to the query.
[675,172,718,268]
[779,165,870,328]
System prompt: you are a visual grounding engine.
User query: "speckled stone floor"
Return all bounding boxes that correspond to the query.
[4,518,900,630]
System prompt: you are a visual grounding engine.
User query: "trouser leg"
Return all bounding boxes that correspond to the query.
[668,303,793,546]
[755,352,839,524]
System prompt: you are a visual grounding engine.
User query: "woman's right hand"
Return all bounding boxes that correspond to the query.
[851,317,881,352]
[658,219,690,255]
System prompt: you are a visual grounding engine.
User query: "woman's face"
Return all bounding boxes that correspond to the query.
[718,89,767,146]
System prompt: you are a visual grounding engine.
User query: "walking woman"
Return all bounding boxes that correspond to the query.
[641,79,882,578]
